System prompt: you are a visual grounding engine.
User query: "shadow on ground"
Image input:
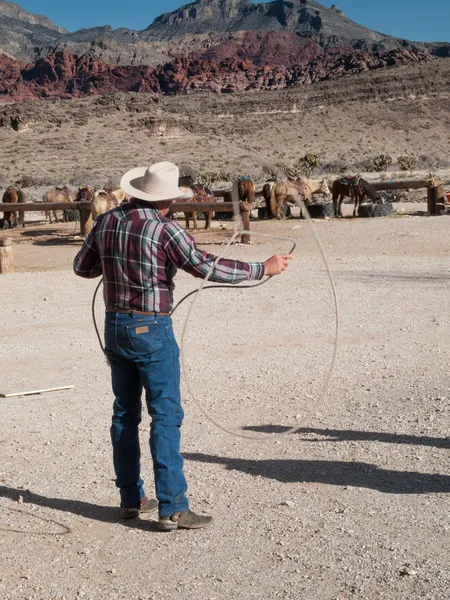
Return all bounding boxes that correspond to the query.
[184,452,450,494]
[0,485,159,532]
[242,425,450,449]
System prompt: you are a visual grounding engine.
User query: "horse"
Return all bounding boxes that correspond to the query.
[43,186,74,223]
[105,187,130,205]
[332,176,379,217]
[238,178,256,207]
[1,187,26,229]
[178,185,215,230]
[269,178,331,219]
[75,185,95,204]
[91,190,119,220]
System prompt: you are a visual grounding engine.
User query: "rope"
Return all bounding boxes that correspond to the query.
[91,186,340,441]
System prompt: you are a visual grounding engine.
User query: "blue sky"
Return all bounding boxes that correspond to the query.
[20,0,450,42]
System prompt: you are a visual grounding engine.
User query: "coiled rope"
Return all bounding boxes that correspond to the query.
[91,180,340,441]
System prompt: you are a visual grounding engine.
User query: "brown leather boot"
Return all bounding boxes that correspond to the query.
[158,510,213,531]
[120,496,158,520]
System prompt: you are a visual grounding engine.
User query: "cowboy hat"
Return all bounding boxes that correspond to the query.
[120,161,193,202]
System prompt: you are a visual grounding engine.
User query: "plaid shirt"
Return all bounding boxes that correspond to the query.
[73,200,265,313]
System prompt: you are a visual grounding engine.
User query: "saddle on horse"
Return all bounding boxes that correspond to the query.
[339,175,361,187]
[56,186,72,201]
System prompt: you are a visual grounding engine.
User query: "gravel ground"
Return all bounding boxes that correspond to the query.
[0,211,449,600]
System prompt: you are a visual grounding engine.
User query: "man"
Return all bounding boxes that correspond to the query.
[74,162,292,531]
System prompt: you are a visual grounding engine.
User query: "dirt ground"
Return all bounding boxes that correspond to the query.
[0,60,449,190]
[0,207,449,600]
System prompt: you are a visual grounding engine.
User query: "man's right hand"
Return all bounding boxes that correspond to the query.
[264,254,293,276]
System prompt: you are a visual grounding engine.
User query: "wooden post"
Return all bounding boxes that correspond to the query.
[428,184,437,215]
[80,208,93,236]
[434,185,445,215]
[0,238,14,274]
[240,202,251,244]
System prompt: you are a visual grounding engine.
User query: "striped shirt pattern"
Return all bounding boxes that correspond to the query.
[73,200,265,313]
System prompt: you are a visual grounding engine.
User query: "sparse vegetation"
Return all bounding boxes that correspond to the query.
[298,153,321,177]
[398,155,418,172]
[275,162,303,179]
[371,154,393,172]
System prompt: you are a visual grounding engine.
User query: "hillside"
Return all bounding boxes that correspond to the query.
[0,57,449,189]
[0,0,65,61]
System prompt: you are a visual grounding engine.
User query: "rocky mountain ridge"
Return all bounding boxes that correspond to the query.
[0,0,448,66]
[0,47,434,102]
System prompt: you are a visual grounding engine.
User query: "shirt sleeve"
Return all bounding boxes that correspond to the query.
[73,224,102,279]
[162,221,265,283]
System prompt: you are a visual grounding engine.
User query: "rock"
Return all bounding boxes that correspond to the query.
[280,500,295,507]
[0,48,433,101]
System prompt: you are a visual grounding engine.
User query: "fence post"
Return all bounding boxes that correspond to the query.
[240,202,251,244]
[0,238,14,274]
[427,183,436,215]
[434,185,445,215]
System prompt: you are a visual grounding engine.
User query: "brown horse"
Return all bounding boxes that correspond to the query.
[238,179,256,207]
[179,185,215,230]
[263,182,276,218]
[92,190,119,220]
[1,187,26,229]
[269,178,331,219]
[43,186,74,223]
[75,185,95,203]
[332,176,379,217]
[105,187,130,205]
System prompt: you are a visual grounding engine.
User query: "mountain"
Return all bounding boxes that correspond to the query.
[0,0,448,67]
[0,47,433,101]
[0,0,65,60]
[0,0,448,103]
[144,0,422,51]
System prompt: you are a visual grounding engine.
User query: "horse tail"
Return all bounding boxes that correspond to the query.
[361,179,378,201]
[238,181,245,202]
[269,184,278,218]
[248,181,255,205]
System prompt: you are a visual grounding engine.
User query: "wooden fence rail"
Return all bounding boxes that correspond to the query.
[0,201,252,242]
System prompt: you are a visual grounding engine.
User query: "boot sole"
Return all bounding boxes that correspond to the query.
[121,499,158,520]
[158,519,213,531]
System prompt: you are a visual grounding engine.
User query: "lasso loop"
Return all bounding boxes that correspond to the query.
[92,172,340,442]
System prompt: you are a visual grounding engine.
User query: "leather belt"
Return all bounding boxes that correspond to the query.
[106,308,171,316]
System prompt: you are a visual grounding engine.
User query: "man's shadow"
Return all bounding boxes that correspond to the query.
[183,453,450,494]
[242,425,450,449]
[0,485,158,532]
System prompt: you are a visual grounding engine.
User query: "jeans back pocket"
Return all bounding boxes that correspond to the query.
[126,322,162,354]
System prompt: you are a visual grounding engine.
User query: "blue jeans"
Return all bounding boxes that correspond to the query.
[104,311,189,517]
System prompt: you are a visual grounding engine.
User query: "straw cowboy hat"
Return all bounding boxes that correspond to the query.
[120,161,193,202]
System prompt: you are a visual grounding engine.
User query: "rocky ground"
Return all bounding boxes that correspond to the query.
[0,209,449,600]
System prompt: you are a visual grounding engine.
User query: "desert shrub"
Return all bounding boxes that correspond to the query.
[398,155,418,172]
[297,153,321,177]
[275,162,302,179]
[370,154,393,172]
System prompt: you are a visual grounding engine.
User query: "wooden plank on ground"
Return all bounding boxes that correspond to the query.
[0,385,75,398]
